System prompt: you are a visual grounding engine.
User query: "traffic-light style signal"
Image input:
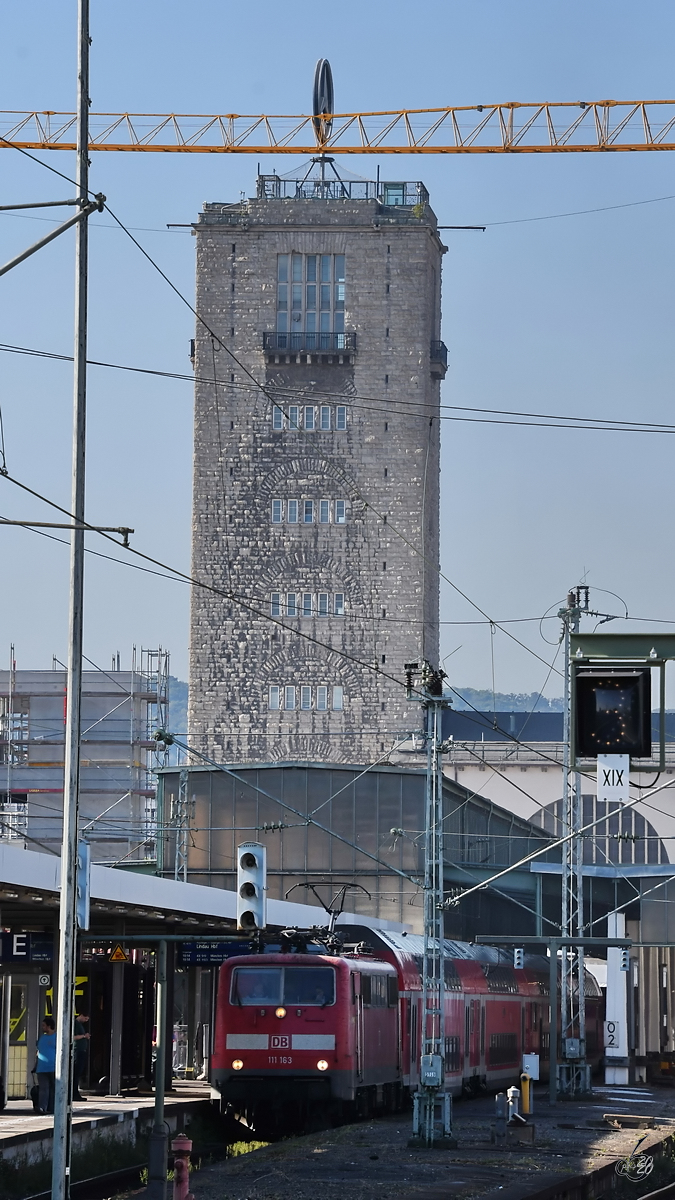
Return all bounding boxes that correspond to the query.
[574,668,651,758]
[514,948,524,970]
[620,948,630,972]
[236,842,267,931]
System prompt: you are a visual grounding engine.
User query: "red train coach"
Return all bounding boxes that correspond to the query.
[212,929,604,1132]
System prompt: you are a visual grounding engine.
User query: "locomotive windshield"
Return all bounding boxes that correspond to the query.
[230,966,335,1006]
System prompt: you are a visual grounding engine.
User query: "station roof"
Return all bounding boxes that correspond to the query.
[0,840,410,937]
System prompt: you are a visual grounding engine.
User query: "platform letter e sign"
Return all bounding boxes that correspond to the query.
[271,1035,289,1049]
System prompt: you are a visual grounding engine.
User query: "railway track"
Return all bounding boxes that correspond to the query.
[24,1162,146,1200]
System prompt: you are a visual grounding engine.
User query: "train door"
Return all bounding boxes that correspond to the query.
[352,972,364,1084]
[465,998,480,1071]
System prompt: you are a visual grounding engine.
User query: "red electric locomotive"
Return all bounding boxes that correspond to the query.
[213,951,401,1131]
[212,928,604,1133]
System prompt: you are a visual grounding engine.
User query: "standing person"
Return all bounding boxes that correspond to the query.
[73,1011,90,1101]
[34,1016,56,1114]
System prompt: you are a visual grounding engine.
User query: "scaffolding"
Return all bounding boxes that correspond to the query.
[0,646,170,863]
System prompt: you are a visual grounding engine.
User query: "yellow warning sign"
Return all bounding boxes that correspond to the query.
[109,944,129,963]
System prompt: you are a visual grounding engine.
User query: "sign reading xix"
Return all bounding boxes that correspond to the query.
[597,754,629,807]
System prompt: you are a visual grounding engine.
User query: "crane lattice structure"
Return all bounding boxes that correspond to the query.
[1,100,675,154]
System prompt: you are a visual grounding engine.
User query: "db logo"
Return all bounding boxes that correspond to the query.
[271,1035,289,1049]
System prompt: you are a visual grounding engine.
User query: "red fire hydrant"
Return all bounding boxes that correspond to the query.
[171,1133,194,1200]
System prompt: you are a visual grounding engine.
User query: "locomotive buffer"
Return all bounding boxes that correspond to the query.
[406,662,456,1148]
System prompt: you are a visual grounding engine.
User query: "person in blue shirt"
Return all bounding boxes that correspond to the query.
[34,1016,56,1114]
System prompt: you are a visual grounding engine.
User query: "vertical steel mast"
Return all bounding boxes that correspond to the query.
[557,587,591,1098]
[408,662,454,1147]
[52,2,90,1195]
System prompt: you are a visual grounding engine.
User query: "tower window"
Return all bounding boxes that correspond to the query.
[303,500,314,523]
[319,500,330,524]
[288,499,299,524]
[336,406,347,431]
[272,406,283,430]
[300,685,312,710]
[277,254,346,338]
[318,593,329,617]
[316,686,328,711]
[320,406,331,430]
[302,593,313,618]
[335,500,346,524]
[289,405,299,429]
[271,499,283,524]
[284,685,296,710]
[271,593,281,617]
[286,593,298,617]
[332,686,344,711]
[334,593,345,616]
[269,686,281,710]
[304,406,315,430]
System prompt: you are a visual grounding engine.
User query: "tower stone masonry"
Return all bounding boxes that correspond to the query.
[189,168,445,764]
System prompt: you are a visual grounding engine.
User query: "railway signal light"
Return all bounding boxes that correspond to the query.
[513,948,524,970]
[620,948,630,972]
[237,841,267,930]
[574,668,651,758]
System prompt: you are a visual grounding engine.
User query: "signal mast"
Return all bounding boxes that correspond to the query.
[406,661,454,1147]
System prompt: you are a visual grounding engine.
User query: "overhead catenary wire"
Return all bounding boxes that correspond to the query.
[445,774,675,909]
[3,340,675,436]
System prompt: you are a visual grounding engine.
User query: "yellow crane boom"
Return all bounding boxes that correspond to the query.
[1,100,675,154]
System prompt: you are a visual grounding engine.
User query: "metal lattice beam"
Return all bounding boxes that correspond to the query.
[1,100,675,154]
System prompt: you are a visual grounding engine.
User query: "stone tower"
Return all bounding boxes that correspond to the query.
[189,164,445,764]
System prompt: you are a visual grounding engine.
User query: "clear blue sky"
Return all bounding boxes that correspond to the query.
[1,1,675,699]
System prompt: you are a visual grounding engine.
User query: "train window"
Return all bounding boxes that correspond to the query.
[488,1032,518,1066]
[362,974,390,1007]
[283,967,335,1006]
[231,968,282,1005]
[387,976,398,1007]
[444,1035,461,1072]
[231,966,335,1006]
[482,964,518,994]
[443,960,462,991]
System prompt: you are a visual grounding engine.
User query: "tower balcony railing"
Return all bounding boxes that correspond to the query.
[263,332,356,355]
[430,339,448,379]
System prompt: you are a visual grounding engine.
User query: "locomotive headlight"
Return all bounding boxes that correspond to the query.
[232,1059,244,1071]
[317,1059,328,1071]
[275,1007,287,1018]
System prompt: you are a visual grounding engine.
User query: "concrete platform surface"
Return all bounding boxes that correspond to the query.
[0,1081,212,1162]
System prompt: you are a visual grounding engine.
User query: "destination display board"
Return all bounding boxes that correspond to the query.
[179,941,252,966]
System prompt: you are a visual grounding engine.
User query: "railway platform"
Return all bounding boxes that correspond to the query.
[0,1080,212,1166]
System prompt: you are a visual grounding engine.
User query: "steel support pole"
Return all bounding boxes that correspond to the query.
[1,974,11,1097]
[108,966,124,1095]
[549,941,558,1106]
[51,2,90,1196]
[147,940,168,1200]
